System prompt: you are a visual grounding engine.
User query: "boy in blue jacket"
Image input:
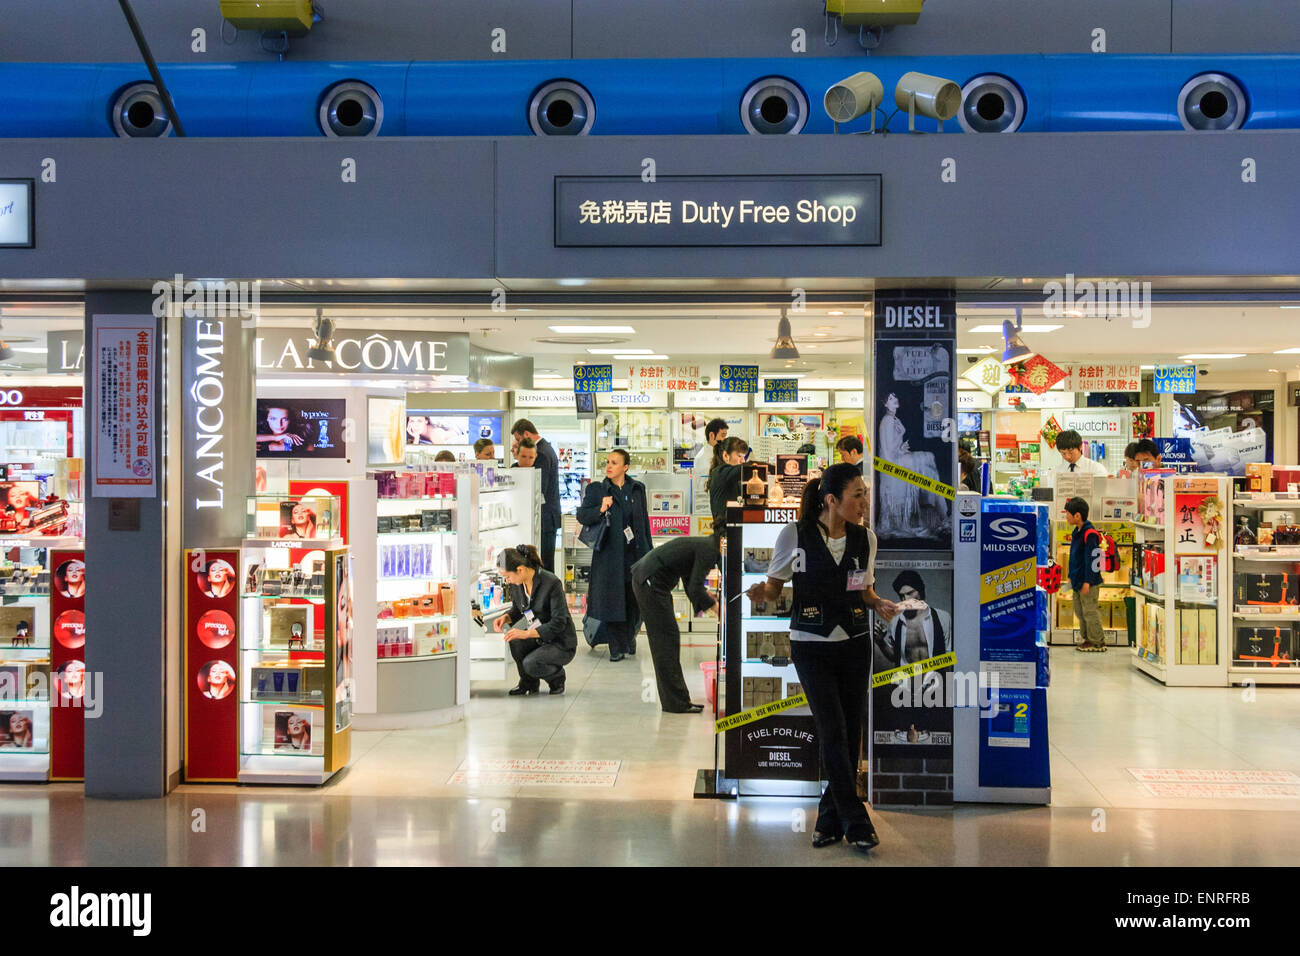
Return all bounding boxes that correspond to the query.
[1064,496,1107,652]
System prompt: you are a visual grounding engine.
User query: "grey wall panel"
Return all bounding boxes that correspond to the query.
[573,0,1172,58]
[494,132,1300,280]
[2,132,1298,283]
[0,0,571,62]
[0,139,496,280]
[1173,0,1300,53]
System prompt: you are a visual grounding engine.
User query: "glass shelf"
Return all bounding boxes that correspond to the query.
[245,494,342,541]
[246,592,325,602]
[241,646,326,656]
[241,698,325,708]
[0,644,51,651]
[378,651,457,663]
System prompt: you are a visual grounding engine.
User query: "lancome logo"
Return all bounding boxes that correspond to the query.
[191,320,225,511]
[256,332,454,374]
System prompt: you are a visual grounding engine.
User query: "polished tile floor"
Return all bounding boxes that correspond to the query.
[5,640,1300,865]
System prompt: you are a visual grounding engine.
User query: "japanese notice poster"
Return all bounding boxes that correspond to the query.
[91,315,156,498]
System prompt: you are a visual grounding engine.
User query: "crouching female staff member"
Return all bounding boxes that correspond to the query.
[493,544,577,696]
[745,463,898,853]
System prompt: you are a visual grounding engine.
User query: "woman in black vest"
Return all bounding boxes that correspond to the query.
[746,463,899,852]
[493,544,577,695]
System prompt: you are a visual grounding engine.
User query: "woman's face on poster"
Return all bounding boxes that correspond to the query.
[885,394,900,414]
[267,407,290,436]
[291,503,312,526]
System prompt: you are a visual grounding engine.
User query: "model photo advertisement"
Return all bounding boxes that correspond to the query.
[872,296,956,552]
[256,398,347,459]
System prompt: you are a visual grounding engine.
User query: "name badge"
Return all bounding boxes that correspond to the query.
[846,570,868,591]
[624,526,635,543]
[523,609,537,627]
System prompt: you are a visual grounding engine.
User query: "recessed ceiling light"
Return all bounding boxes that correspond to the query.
[587,348,653,355]
[12,347,47,354]
[1281,306,1300,309]
[1178,353,1245,360]
[956,347,994,354]
[760,372,806,380]
[1140,365,1156,370]
[812,332,830,337]
[814,325,834,331]
[613,353,667,359]
[1268,368,1280,373]
[827,310,845,316]
[967,324,1063,334]
[1273,347,1300,354]
[549,325,636,334]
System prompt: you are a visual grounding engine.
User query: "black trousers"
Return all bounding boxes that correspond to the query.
[509,637,575,689]
[603,573,641,656]
[539,510,559,573]
[790,636,872,832]
[631,574,693,711]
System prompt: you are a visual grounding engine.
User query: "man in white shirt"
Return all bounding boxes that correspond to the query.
[693,418,728,516]
[1055,429,1109,476]
[874,570,953,666]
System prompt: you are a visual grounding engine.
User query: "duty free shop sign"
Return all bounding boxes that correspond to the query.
[555,175,882,247]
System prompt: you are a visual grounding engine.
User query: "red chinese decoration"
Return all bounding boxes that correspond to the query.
[1010,355,1068,395]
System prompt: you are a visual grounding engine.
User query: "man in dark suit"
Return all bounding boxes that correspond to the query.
[511,419,562,572]
[836,435,865,475]
[631,536,718,713]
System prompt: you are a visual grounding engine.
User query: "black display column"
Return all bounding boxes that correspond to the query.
[868,290,959,808]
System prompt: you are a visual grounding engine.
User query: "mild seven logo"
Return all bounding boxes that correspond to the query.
[988,518,1029,542]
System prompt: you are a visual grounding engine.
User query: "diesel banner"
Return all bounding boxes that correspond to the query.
[871,292,956,553]
[555,175,882,247]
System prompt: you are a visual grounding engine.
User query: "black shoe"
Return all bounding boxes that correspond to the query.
[508,684,539,696]
[609,653,625,662]
[845,823,880,852]
[548,681,566,696]
[664,702,704,714]
[811,830,843,848]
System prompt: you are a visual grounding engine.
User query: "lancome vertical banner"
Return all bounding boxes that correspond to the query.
[871,293,956,553]
[181,312,255,547]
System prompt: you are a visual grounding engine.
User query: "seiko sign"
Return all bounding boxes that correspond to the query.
[255,329,471,376]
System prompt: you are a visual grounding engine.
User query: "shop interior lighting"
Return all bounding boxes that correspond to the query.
[1000,315,1035,365]
[770,309,800,360]
[307,309,336,362]
[1178,353,1245,359]
[587,347,654,354]
[968,324,1062,334]
[613,353,667,360]
[548,325,636,334]
[956,346,994,354]
[1272,348,1300,354]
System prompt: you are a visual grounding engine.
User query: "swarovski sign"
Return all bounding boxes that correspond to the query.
[255,329,471,376]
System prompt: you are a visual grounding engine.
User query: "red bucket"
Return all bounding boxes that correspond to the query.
[700,660,725,711]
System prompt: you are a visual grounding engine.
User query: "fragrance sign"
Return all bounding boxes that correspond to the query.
[763,378,799,403]
[90,315,156,498]
[720,364,759,393]
[573,364,613,392]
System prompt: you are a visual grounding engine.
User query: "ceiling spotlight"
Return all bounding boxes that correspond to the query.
[307,309,336,363]
[1000,317,1035,365]
[0,342,13,362]
[771,310,800,360]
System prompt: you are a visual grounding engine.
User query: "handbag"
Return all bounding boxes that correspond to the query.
[578,481,612,551]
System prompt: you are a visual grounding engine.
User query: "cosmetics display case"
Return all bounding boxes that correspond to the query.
[0,526,84,782]
[184,493,352,785]
[469,466,539,683]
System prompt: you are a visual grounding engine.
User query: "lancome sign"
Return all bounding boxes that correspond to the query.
[255,329,471,376]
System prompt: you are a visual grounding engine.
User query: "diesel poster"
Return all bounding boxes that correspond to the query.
[872,294,956,552]
[870,559,955,760]
[732,714,820,782]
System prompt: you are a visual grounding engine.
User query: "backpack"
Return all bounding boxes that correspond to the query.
[1085,528,1119,574]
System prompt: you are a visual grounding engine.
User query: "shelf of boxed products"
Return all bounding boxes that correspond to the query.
[1232,548,1300,562]
[1130,584,1217,607]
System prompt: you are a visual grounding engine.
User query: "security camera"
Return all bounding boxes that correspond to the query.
[967,356,979,364]
[1199,367,1209,376]
[701,375,712,387]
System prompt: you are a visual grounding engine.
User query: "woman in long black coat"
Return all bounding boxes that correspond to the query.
[576,449,653,661]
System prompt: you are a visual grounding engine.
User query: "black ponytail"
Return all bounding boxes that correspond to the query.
[499,544,543,572]
[799,462,865,531]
